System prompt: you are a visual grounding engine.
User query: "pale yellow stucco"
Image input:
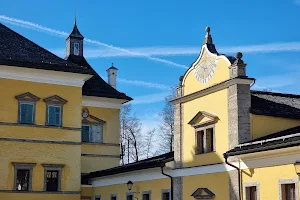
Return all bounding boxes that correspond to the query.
[250,114,300,139]
[183,58,230,96]
[92,178,170,200]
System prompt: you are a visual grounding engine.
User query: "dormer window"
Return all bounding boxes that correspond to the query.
[188,111,218,155]
[74,42,79,55]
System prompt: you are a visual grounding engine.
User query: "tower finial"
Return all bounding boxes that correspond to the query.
[204,26,213,44]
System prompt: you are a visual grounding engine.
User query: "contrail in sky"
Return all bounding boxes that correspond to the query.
[0,15,188,69]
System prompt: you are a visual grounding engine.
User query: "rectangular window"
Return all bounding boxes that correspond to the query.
[47,105,62,126]
[74,42,79,55]
[282,184,296,200]
[81,124,103,143]
[196,127,214,154]
[19,103,34,124]
[126,194,133,200]
[246,186,257,200]
[162,192,170,200]
[111,195,117,200]
[143,193,150,200]
[46,170,59,191]
[16,169,30,191]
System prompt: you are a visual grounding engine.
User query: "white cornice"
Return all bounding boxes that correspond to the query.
[90,148,300,187]
[171,77,254,104]
[0,65,92,87]
[91,163,238,187]
[82,96,126,109]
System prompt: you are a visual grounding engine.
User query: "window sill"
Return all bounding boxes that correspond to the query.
[195,151,216,156]
[81,142,119,146]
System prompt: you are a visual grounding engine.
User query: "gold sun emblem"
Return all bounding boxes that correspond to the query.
[194,49,217,84]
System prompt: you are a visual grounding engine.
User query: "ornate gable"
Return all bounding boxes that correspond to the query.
[15,92,40,102]
[43,95,67,105]
[191,188,215,199]
[188,111,218,128]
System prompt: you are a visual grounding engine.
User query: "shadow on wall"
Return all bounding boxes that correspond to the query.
[177,147,240,200]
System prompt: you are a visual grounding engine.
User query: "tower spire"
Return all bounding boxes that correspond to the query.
[204,26,213,44]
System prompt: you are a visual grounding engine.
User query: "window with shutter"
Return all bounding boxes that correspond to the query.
[19,103,34,124]
[82,125,90,142]
[195,126,215,154]
[82,124,103,143]
[47,105,62,126]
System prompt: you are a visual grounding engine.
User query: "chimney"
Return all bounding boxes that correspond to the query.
[106,63,118,89]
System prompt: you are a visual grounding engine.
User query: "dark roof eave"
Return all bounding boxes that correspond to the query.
[0,59,94,75]
[225,139,300,157]
[83,152,174,179]
[250,109,300,120]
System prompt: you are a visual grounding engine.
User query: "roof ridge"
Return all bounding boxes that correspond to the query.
[251,90,300,98]
[0,23,90,73]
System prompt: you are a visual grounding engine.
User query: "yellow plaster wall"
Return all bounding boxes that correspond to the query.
[0,78,82,128]
[92,178,170,200]
[0,141,81,191]
[81,156,120,173]
[81,144,120,155]
[81,186,93,197]
[0,125,80,142]
[183,172,229,200]
[250,114,300,139]
[183,89,228,167]
[81,106,121,173]
[0,193,80,200]
[242,164,299,200]
[183,58,230,96]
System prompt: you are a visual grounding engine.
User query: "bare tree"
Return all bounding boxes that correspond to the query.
[120,104,149,164]
[158,90,176,153]
[145,128,157,158]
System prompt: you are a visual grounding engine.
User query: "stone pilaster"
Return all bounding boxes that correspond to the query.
[173,77,184,200]
[227,52,251,200]
[228,84,251,149]
[173,177,183,200]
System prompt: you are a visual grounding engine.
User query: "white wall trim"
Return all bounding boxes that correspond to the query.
[0,65,92,87]
[91,163,238,187]
[90,149,300,187]
[82,96,125,109]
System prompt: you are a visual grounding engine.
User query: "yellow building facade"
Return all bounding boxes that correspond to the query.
[2,21,300,200]
[0,21,131,200]
[81,27,300,200]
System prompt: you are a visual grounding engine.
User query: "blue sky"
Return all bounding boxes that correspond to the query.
[1,0,300,131]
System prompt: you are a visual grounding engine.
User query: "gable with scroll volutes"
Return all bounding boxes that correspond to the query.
[182,44,234,96]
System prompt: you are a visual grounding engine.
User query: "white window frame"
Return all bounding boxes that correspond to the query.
[19,102,35,124]
[161,189,171,200]
[47,105,62,126]
[142,190,151,200]
[82,123,103,143]
[243,181,260,200]
[110,194,118,200]
[195,124,215,154]
[278,178,298,200]
[74,42,80,55]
